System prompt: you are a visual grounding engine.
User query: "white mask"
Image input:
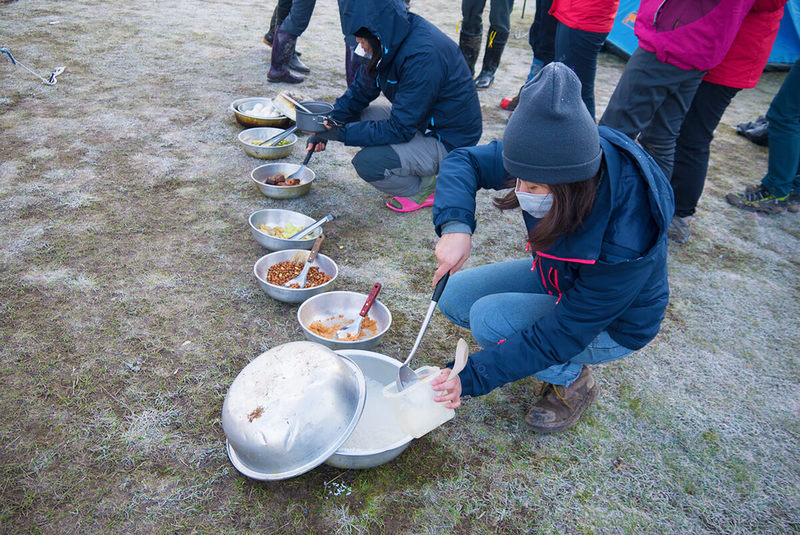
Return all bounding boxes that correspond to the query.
[354,42,372,59]
[515,180,553,218]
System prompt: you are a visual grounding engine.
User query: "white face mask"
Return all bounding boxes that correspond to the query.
[354,42,372,59]
[515,180,553,218]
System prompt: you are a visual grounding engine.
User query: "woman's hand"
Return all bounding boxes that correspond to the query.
[433,232,471,284]
[431,368,462,409]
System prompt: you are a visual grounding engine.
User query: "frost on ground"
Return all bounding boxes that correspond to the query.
[0,0,798,533]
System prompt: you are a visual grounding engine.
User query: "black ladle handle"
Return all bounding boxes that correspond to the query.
[432,272,449,302]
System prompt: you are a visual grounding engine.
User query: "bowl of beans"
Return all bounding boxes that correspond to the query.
[253,249,338,303]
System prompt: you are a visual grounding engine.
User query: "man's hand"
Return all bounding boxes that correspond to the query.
[433,232,471,284]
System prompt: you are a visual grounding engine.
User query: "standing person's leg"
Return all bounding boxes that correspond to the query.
[528,0,556,78]
[264,0,310,73]
[668,81,739,243]
[600,47,704,179]
[762,58,800,198]
[269,0,317,83]
[553,23,608,120]
[727,58,800,212]
[460,0,486,76]
[474,0,513,90]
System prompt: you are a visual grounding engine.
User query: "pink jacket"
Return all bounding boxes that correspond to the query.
[634,0,758,71]
[703,0,787,88]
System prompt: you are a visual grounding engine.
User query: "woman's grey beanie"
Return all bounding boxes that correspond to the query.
[502,62,602,184]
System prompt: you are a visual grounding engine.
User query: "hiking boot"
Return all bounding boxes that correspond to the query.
[458,30,482,77]
[525,366,598,433]
[667,215,692,244]
[726,184,788,213]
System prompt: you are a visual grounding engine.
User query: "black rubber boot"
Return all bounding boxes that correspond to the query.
[268,28,304,84]
[474,29,508,90]
[458,30,482,77]
[264,5,306,72]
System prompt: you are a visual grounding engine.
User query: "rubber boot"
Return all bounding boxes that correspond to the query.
[264,7,309,73]
[458,30,482,77]
[474,29,508,90]
[268,28,304,84]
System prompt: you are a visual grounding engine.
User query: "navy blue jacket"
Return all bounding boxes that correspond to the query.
[432,127,674,397]
[332,0,482,151]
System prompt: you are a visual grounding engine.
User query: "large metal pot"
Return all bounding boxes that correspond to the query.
[325,350,414,469]
[296,101,335,133]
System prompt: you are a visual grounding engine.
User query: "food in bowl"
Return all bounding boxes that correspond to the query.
[267,260,332,288]
[257,222,313,240]
[308,315,379,341]
[240,101,281,118]
[262,172,300,186]
[250,137,292,147]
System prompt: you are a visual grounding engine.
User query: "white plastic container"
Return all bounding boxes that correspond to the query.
[381,366,455,438]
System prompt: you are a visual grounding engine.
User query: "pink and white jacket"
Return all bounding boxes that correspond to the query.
[634,0,758,71]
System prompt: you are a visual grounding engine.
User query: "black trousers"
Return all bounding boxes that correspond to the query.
[672,81,740,217]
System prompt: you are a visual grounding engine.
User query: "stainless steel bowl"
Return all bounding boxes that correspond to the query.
[325,349,414,469]
[297,291,392,350]
[222,341,367,480]
[253,249,338,304]
[230,97,293,128]
[251,162,315,199]
[238,127,297,159]
[249,208,322,251]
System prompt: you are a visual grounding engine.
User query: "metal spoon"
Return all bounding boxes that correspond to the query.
[280,93,313,114]
[396,272,450,391]
[284,148,313,182]
[336,283,382,340]
[288,213,335,240]
[282,235,324,288]
[256,125,297,146]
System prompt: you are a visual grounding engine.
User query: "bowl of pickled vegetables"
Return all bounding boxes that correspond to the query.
[248,208,322,251]
[238,127,297,160]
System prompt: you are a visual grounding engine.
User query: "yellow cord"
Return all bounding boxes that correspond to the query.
[488,30,496,48]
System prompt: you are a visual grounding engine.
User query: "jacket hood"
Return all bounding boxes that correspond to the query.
[533,126,674,264]
[338,0,411,69]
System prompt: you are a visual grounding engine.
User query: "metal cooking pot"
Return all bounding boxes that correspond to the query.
[296,101,335,133]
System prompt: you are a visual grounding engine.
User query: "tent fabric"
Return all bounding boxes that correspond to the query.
[605,0,800,68]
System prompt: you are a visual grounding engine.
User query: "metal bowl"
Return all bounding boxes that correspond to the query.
[251,162,315,199]
[249,208,322,251]
[230,97,293,128]
[325,349,414,469]
[222,341,367,480]
[238,127,297,159]
[297,291,392,350]
[253,249,338,304]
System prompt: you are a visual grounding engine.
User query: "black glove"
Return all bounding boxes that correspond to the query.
[316,126,340,141]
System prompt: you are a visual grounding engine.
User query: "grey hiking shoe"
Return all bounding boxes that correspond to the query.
[668,215,692,244]
[525,366,598,433]
[726,184,789,213]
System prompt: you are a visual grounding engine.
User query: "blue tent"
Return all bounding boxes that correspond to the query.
[605,0,800,68]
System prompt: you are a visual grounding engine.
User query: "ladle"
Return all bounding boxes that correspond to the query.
[283,235,324,288]
[396,272,449,391]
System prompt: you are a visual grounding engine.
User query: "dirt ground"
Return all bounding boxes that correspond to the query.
[1,0,799,533]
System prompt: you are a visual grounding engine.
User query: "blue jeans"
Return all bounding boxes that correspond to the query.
[554,23,608,120]
[762,57,800,197]
[437,258,633,387]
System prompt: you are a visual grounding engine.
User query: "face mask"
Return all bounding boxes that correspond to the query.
[354,42,371,59]
[515,180,553,218]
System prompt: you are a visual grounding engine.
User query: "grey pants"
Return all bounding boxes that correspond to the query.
[351,103,448,197]
[599,47,705,180]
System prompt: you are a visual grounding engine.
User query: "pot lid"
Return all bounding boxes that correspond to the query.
[222,341,366,480]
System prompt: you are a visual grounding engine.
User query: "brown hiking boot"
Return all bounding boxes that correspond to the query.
[525,366,598,433]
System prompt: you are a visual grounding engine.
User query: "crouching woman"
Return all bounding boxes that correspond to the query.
[306,0,482,212]
[430,63,674,432]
